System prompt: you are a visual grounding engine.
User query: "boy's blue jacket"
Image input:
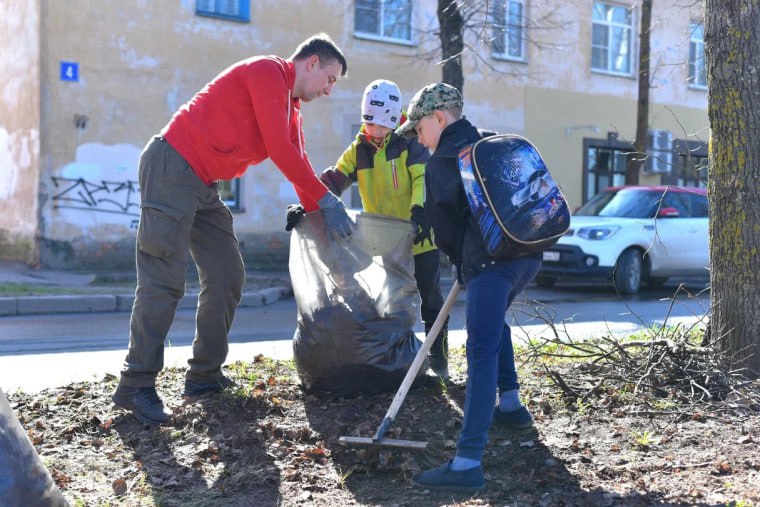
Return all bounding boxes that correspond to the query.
[423,118,540,280]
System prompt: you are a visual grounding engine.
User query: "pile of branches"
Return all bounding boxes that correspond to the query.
[522,319,760,419]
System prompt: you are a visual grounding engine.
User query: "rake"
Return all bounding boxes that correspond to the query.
[339,281,462,450]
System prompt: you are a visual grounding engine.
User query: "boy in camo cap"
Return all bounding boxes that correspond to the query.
[397,82,542,493]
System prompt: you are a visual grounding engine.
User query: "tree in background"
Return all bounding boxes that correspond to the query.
[704,0,760,374]
[625,0,652,185]
[437,0,465,92]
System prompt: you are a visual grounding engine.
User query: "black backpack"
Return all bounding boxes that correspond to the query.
[457,134,570,258]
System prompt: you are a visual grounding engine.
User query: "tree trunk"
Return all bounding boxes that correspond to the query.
[437,0,464,94]
[626,0,652,185]
[704,0,760,375]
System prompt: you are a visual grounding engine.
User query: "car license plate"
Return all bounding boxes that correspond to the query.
[543,251,560,262]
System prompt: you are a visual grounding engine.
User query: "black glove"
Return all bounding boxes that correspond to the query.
[317,191,354,239]
[285,204,305,232]
[410,206,433,247]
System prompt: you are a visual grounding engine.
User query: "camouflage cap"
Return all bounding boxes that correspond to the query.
[395,82,463,138]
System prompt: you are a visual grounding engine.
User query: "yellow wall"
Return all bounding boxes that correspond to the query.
[525,88,708,208]
[0,0,41,263]
[1,0,710,268]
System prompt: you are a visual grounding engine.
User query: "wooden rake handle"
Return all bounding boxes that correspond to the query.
[373,281,462,441]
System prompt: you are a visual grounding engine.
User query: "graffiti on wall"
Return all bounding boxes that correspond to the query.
[48,143,143,234]
[51,177,139,217]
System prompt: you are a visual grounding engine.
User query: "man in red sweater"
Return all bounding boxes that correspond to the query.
[112,33,352,425]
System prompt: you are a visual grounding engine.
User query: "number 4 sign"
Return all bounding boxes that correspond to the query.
[60,61,79,82]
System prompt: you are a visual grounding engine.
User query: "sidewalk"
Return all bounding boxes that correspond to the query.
[0,259,625,318]
[0,260,293,317]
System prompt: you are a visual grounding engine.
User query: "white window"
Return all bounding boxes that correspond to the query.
[688,22,707,89]
[354,0,412,43]
[196,0,250,22]
[492,0,526,61]
[591,2,634,75]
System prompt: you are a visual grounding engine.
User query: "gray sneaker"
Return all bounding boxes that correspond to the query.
[112,385,171,425]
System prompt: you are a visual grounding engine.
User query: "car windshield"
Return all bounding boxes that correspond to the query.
[575,189,661,218]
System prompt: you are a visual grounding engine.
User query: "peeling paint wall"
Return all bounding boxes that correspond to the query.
[0,0,41,263]
[27,0,707,269]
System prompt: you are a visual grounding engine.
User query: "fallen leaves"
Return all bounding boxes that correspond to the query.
[4,355,759,507]
[111,478,128,496]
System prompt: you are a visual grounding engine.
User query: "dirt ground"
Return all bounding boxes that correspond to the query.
[9,347,760,507]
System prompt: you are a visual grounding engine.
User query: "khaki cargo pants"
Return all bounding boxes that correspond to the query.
[119,136,245,388]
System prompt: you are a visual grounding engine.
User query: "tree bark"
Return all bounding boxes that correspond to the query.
[626,0,652,185]
[437,0,465,94]
[704,0,760,375]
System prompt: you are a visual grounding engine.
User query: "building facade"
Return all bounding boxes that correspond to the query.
[0,0,708,269]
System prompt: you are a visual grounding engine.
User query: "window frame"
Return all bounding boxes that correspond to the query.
[582,134,633,202]
[591,1,635,77]
[491,0,528,62]
[218,178,243,212]
[195,0,250,23]
[354,0,415,46]
[663,139,708,188]
[688,21,708,90]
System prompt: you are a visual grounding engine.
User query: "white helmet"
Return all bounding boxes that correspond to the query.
[361,79,403,129]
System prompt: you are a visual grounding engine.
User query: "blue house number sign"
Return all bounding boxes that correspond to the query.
[60,61,79,82]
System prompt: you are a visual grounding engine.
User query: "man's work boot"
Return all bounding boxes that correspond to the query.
[112,385,171,425]
[427,323,449,380]
[183,375,237,397]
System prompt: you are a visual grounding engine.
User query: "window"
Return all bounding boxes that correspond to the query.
[666,140,708,188]
[674,153,708,188]
[354,0,412,43]
[218,179,242,211]
[689,193,709,218]
[688,22,707,89]
[585,144,629,201]
[195,0,250,22]
[492,0,526,61]
[591,2,634,75]
[660,192,693,217]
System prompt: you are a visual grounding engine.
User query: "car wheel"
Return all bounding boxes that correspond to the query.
[535,276,557,288]
[646,276,668,288]
[613,249,642,294]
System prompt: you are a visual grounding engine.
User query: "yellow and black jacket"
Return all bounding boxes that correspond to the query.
[320,126,436,255]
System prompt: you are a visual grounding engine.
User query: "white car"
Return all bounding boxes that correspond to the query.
[537,186,709,294]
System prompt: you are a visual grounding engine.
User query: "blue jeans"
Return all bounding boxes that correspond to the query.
[456,256,542,461]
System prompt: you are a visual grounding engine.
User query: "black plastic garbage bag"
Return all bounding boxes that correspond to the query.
[0,389,69,507]
[290,210,426,395]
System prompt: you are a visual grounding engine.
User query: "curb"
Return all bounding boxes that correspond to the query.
[0,286,293,318]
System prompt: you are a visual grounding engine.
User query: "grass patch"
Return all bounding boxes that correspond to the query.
[0,283,91,296]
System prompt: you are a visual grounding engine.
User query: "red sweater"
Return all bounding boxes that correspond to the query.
[162,56,328,211]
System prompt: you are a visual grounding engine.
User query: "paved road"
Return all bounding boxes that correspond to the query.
[0,280,710,393]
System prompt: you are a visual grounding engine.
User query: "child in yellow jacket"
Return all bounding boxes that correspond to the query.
[319,79,449,377]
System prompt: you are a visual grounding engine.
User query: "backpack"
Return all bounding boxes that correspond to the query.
[457,134,570,258]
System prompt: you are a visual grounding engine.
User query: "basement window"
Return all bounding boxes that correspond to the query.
[219,178,243,211]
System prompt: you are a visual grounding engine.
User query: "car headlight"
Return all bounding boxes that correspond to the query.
[577,226,620,240]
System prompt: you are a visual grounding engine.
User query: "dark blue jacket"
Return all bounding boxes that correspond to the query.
[424,118,539,281]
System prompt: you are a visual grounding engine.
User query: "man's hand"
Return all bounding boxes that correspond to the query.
[285,204,305,232]
[410,206,433,247]
[317,191,354,238]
